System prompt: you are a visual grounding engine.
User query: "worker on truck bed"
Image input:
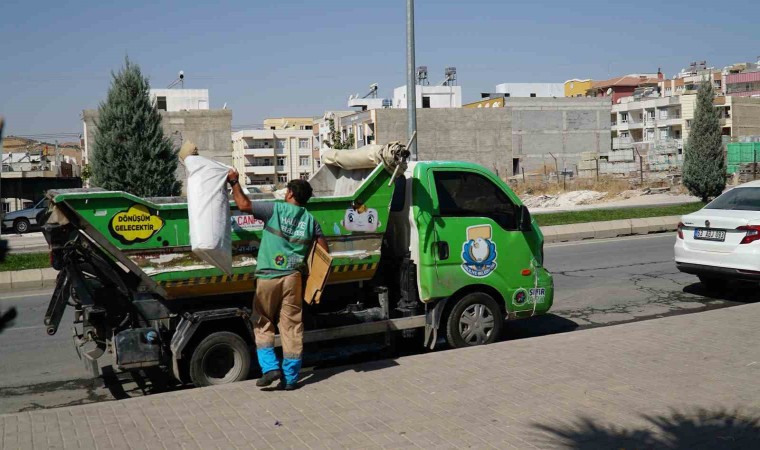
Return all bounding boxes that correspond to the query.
[227,170,329,390]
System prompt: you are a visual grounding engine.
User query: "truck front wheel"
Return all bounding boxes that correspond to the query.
[188,331,251,387]
[446,293,503,348]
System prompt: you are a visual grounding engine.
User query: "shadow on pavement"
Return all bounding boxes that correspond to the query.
[683,281,760,303]
[533,408,760,449]
[101,365,190,400]
[296,358,400,389]
[502,313,579,340]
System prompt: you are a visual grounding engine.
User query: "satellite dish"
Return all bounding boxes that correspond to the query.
[606,88,613,96]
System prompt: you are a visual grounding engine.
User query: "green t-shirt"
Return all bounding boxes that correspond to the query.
[253,202,323,279]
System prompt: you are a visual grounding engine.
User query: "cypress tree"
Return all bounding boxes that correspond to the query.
[681,79,725,202]
[90,58,181,197]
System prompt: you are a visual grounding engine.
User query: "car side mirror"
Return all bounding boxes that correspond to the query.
[519,205,533,232]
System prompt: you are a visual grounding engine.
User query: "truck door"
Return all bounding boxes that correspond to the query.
[418,168,536,308]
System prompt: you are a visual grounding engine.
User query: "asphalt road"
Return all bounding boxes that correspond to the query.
[1,233,756,414]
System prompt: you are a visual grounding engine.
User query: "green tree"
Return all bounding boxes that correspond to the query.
[682,80,725,202]
[325,118,354,150]
[90,58,180,196]
[79,164,92,182]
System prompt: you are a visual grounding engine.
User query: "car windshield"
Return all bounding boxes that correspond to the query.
[705,187,760,211]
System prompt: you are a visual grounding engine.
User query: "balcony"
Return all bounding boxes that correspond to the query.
[244,148,274,157]
[244,165,275,175]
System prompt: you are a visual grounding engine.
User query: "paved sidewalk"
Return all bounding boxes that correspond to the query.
[2,305,760,449]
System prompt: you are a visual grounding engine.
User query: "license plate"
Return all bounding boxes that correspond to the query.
[694,228,726,241]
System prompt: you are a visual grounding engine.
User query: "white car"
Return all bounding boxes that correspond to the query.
[675,181,760,290]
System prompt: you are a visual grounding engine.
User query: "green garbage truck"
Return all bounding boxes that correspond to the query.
[41,143,553,386]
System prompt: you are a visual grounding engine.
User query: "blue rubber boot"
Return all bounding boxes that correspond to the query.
[282,358,302,390]
[256,347,281,387]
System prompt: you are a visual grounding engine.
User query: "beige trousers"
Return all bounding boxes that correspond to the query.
[253,272,303,360]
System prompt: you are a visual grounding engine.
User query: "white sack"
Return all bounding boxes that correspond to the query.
[184,155,233,274]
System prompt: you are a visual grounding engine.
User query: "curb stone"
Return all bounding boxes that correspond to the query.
[0,215,683,291]
[2,268,58,291]
[542,215,681,243]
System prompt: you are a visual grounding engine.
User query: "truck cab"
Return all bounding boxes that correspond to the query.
[385,161,553,347]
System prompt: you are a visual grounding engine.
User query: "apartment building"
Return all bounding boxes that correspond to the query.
[608,63,740,174]
[315,111,356,155]
[232,127,317,189]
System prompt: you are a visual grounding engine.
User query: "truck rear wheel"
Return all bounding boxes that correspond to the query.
[188,331,251,387]
[446,293,502,348]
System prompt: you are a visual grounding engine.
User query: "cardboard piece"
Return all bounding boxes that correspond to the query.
[304,244,332,305]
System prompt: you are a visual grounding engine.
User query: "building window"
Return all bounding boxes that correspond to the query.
[277,174,288,183]
[299,156,309,166]
[300,172,310,180]
[620,112,628,123]
[299,138,309,149]
[156,96,167,111]
[686,120,692,129]
[276,139,285,149]
[530,93,537,97]
[277,157,286,166]
[422,96,431,108]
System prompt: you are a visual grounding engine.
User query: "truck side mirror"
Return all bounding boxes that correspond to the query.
[519,205,533,232]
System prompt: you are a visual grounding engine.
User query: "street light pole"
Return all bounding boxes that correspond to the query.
[406,0,418,161]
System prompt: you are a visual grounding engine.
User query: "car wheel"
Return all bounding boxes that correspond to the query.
[14,218,30,234]
[188,331,251,387]
[445,293,503,348]
[698,275,727,292]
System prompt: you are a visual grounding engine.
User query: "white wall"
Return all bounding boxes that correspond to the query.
[495,83,564,98]
[393,85,462,109]
[150,89,209,111]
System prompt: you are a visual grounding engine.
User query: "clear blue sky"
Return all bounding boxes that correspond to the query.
[1,0,759,139]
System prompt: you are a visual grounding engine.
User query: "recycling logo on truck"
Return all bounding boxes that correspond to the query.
[461,225,497,278]
[108,204,165,245]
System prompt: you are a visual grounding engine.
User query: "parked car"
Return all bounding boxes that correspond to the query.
[1,198,49,234]
[675,181,760,290]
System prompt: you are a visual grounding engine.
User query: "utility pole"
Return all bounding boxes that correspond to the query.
[406,0,418,160]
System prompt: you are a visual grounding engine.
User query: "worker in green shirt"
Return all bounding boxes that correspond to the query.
[228,169,328,390]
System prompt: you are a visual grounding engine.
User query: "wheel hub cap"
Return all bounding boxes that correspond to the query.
[459,303,495,345]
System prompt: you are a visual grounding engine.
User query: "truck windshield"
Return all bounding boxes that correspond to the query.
[705,187,760,211]
[433,171,518,229]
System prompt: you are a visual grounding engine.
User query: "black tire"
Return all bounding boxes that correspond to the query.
[445,293,503,348]
[698,275,728,292]
[14,218,30,234]
[188,331,251,387]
